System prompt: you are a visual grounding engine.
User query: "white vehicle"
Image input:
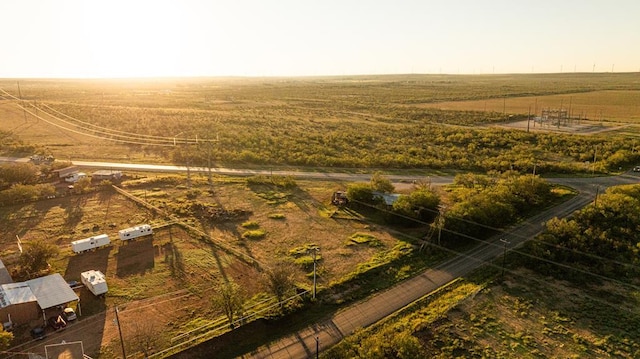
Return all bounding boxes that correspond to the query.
[118,224,153,241]
[71,234,110,253]
[64,172,87,183]
[80,270,108,296]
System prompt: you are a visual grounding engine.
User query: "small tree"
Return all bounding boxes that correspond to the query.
[263,263,295,304]
[124,310,162,358]
[370,172,394,193]
[0,329,13,350]
[211,281,245,327]
[17,239,58,279]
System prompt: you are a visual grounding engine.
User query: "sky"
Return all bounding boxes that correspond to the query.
[1,0,639,78]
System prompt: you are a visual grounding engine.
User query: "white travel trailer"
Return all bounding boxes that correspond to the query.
[118,224,153,241]
[71,234,110,253]
[80,270,108,296]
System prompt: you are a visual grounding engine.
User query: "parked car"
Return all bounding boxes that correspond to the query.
[30,326,46,340]
[48,315,67,330]
[633,165,640,172]
[63,307,77,321]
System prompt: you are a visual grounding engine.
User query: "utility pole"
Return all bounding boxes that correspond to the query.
[309,246,320,299]
[592,145,598,175]
[115,306,127,359]
[500,239,510,280]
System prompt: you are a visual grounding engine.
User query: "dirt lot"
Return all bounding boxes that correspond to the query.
[494,118,633,135]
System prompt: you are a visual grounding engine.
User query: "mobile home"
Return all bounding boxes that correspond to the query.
[118,224,153,241]
[80,270,108,296]
[71,234,110,254]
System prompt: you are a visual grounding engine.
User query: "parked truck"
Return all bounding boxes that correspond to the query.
[80,270,108,296]
[118,224,153,241]
[71,234,110,254]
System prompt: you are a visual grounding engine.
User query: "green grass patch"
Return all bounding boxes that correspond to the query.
[242,229,266,240]
[347,232,382,247]
[241,220,260,229]
[268,213,286,220]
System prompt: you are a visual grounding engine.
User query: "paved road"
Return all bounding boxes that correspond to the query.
[238,175,640,359]
[0,157,453,185]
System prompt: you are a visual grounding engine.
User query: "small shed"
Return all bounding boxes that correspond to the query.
[0,282,39,325]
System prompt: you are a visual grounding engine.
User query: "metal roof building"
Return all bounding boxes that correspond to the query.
[26,273,79,310]
[0,259,13,285]
[0,273,79,326]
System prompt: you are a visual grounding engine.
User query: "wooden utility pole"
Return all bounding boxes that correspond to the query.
[115,306,127,359]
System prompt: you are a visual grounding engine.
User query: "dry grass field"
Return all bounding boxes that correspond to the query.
[418,90,640,123]
[1,172,408,357]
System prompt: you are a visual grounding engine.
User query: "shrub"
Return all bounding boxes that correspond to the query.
[242,229,266,240]
[241,221,260,229]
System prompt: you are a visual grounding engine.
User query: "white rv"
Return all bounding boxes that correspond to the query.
[118,224,153,241]
[80,270,108,296]
[71,234,110,253]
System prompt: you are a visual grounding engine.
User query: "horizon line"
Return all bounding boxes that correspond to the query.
[1,71,638,81]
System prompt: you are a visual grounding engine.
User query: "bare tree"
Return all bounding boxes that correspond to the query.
[263,263,295,304]
[211,281,245,328]
[123,310,163,358]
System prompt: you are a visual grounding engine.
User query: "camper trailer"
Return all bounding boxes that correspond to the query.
[71,234,110,253]
[80,270,108,296]
[118,224,153,241]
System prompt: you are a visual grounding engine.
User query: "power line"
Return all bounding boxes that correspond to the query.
[348,198,640,293]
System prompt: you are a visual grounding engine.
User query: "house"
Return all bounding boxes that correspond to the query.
[0,273,80,326]
[52,166,79,179]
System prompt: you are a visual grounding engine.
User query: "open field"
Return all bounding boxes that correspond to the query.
[419,90,640,123]
[324,267,640,358]
[1,73,640,174]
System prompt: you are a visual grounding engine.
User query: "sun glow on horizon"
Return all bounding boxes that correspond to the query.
[1,0,639,78]
[75,1,189,78]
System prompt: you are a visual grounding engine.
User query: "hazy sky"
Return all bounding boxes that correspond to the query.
[1,0,639,78]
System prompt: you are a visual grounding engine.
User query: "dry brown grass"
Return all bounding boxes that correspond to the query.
[418,90,640,123]
[0,174,406,357]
